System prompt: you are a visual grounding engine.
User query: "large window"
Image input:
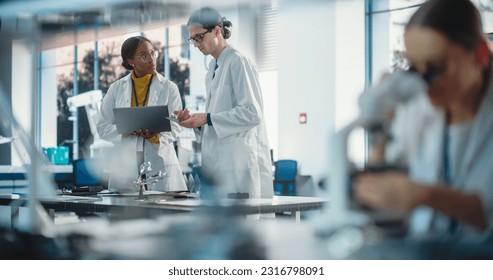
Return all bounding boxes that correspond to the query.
[368,0,425,84]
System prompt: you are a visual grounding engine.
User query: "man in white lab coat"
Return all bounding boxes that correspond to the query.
[175,7,273,199]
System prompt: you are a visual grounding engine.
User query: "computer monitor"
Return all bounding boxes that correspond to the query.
[73,159,101,187]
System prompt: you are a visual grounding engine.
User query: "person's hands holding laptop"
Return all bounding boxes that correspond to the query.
[132,128,158,139]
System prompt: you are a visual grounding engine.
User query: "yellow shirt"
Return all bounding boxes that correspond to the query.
[131,72,159,144]
[131,72,153,107]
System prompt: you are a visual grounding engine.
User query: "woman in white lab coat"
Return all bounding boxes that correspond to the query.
[355,0,493,240]
[97,36,186,192]
[174,7,273,199]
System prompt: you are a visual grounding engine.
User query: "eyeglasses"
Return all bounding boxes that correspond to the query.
[188,29,213,44]
[409,65,444,85]
[135,50,159,63]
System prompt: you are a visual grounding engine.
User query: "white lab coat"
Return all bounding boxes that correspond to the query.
[97,72,187,192]
[195,46,273,199]
[386,71,493,240]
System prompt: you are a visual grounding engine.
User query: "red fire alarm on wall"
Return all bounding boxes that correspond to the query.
[299,112,307,124]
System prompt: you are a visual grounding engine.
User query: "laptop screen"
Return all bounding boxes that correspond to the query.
[73,159,101,186]
[113,105,171,134]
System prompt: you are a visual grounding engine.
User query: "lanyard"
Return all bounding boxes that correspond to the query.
[131,75,153,107]
[443,126,458,234]
[443,128,451,184]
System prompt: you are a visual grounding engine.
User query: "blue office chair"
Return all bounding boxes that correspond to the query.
[273,160,297,196]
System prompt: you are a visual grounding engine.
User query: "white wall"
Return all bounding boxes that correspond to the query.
[41,49,58,148]
[259,71,278,161]
[11,39,33,166]
[277,0,336,184]
[276,0,365,185]
[334,0,366,168]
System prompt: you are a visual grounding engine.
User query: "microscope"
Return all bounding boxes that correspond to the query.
[134,161,167,200]
[312,71,428,257]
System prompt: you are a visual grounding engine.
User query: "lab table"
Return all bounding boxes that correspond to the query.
[0,194,327,222]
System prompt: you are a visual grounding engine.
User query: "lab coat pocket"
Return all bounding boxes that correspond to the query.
[218,136,256,171]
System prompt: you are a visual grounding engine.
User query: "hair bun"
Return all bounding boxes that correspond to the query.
[222,17,233,28]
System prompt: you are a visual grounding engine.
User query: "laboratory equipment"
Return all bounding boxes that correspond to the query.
[66,90,113,158]
[0,83,57,236]
[313,71,427,255]
[134,161,167,200]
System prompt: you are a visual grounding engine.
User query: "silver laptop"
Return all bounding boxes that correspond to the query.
[113,105,172,134]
